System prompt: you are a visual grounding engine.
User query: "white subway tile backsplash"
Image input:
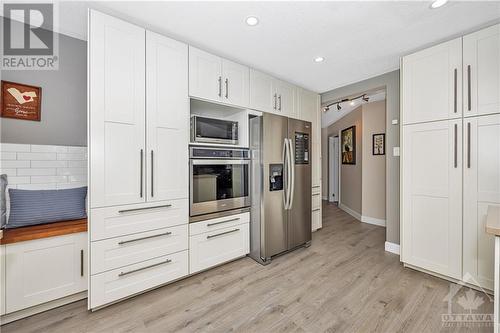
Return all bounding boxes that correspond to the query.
[57,167,86,176]
[57,153,86,161]
[7,176,30,185]
[67,146,87,154]
[56,182,87,189]
[1,143,31,152]
[17,152,57,161]
[0,160,30,168]
[69,175,87,183]
[0,169,17,177]
[31,145,68,153]
[68,160,86,168]
[30,175,68,184]
[17,183,57,190]
[17,168,57,176]
[31,160,68,168]
[1,152,17,160]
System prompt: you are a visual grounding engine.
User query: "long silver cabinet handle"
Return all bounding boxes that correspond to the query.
[218,76,222,97]
[278,95,282,111]
[467,122,471,168]
[118,259,172,277]
[118,204,172,214]
[80,249,84,277]
[207,228,240,239]
[453,68,457,113]
[207,217,240,227]
[140,149,144,198]
[467,65,471,111]
[453,124,458,168]
[151,150,154,197]
[225,78,229,99]
[274,94,277,110]
[312,208,321,212]
[118,231,172,245]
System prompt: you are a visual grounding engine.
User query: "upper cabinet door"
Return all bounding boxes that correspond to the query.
[89,10,146,208]
[463,24,500,117]
[188,47,222,102]
[297,88,317,122]
[402,38,462,125]
[221,59,249,107]
[146,31,189,202]
[249,69,275,113]
[275,80,296,117]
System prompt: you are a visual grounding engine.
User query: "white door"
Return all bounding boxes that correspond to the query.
[463,24,500,117]
[89,11,146,208]
[188,46,222,102]
[275,80,295,117]
[221,59,249,107]
[463,114,500,290]
[402,119,462,279]
[402,38,462,124]
[146,31,189,202]
[249,69,275,113]
[5,233,87,313]
[329,136,339,203]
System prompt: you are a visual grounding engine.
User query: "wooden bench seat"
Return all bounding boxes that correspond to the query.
[0,219,87,245]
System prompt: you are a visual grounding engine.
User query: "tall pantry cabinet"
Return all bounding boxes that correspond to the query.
[401,24,500,290]
[88,11,189,309]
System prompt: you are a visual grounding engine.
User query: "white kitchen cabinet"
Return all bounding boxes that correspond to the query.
[89,11,146,208]
[402,119,463,279]
[297,88,318,122]
[463,24,500,117]
[189,221,249,274]
[249,69,275,113]
[146,31,189,202]
[189,47,249,108]
[463,114,500,290]
[274,79,296,117]
[402,38,462,125]
[5,233,87,313]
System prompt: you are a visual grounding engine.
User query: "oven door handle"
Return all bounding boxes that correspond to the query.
[191,159,250,165]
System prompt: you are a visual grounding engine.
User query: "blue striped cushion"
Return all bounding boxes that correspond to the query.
[6,187,87,229]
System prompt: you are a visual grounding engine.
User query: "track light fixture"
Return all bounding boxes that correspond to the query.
[337,104,342,111]
[323,94,370,112]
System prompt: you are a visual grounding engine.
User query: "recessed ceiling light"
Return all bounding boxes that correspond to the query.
[314,57,324,63]
[430,0,448,9]
[246,16,259,26]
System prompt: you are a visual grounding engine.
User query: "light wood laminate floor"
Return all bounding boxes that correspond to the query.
[2,202,493,332]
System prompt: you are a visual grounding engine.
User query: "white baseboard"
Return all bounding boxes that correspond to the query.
[384,241,400,255]
[361,216,386,227]
[339,203,361,221]
[322,196,328,201]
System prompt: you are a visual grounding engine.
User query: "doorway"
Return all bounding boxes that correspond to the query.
[328,136,339,203]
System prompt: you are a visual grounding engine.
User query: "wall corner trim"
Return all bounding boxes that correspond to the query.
[384,241,400,255]
[339,203,361,221]
[361,216,386,227]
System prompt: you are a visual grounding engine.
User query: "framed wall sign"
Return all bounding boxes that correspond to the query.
[341,125,356,164]
[1,80,42,121]
[373,133,385,155]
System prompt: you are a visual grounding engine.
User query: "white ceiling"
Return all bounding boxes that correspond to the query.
[18,1,500,93]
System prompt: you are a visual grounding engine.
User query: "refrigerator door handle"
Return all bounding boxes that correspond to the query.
[282,138,289,209]
[288,137,295,209]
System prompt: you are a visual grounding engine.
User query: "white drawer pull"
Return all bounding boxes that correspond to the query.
[207,217,240,227]
[118,204,172,214]
[207,228,240,239]
[118,259,172,277]
[118,232,172,245]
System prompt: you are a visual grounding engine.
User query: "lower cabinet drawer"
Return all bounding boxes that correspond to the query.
[90,251,188,309]
[91,225,188,274]
[312,208,322,231]
[189,223,249,274]
[312,193,321,210]
[189,212,250,236]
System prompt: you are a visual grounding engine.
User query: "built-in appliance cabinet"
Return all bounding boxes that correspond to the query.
[88,10,189,310]
[401,23,500,290]
[249,69,296,117]
[189,46,249,108]
[1,233,87,316]
[189,212,250,274]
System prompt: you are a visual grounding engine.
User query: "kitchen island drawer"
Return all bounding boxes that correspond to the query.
[91,225,188,274]
[90,199,188,241]
[90,250,188,309]
[189,212,250,236]
[189,222,249,274]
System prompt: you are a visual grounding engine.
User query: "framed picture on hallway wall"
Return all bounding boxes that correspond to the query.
[341,126,356,165]
[372,133,385,155]
[1,80,42,121]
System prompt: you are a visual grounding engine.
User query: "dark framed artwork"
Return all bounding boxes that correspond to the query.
[372,133,385,155]
[341,126,356,164]
[1,80,42,121]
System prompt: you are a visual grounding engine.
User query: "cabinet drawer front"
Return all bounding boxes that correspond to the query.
[312,209,322,231]
[91,225,188,274]
[5,233,87,313]
[90,199,188,241]
[189,223,249,274]
[90,251,188,309]
[189,212,249,236]
[312,193,321,210]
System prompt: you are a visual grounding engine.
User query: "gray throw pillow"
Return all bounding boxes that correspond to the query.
[0,174,6,228]
[6,187,87,229]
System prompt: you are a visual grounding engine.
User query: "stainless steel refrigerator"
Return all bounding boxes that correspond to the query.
[249,113,312,265]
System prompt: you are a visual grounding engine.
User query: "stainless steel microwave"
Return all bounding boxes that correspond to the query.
[190,116,239,145]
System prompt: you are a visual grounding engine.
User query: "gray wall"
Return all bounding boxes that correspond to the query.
[321,70,400,245]
[1,20,87,146]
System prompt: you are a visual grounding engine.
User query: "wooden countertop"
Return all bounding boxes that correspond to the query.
[0,219,87,245]
[485,206,500,236]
